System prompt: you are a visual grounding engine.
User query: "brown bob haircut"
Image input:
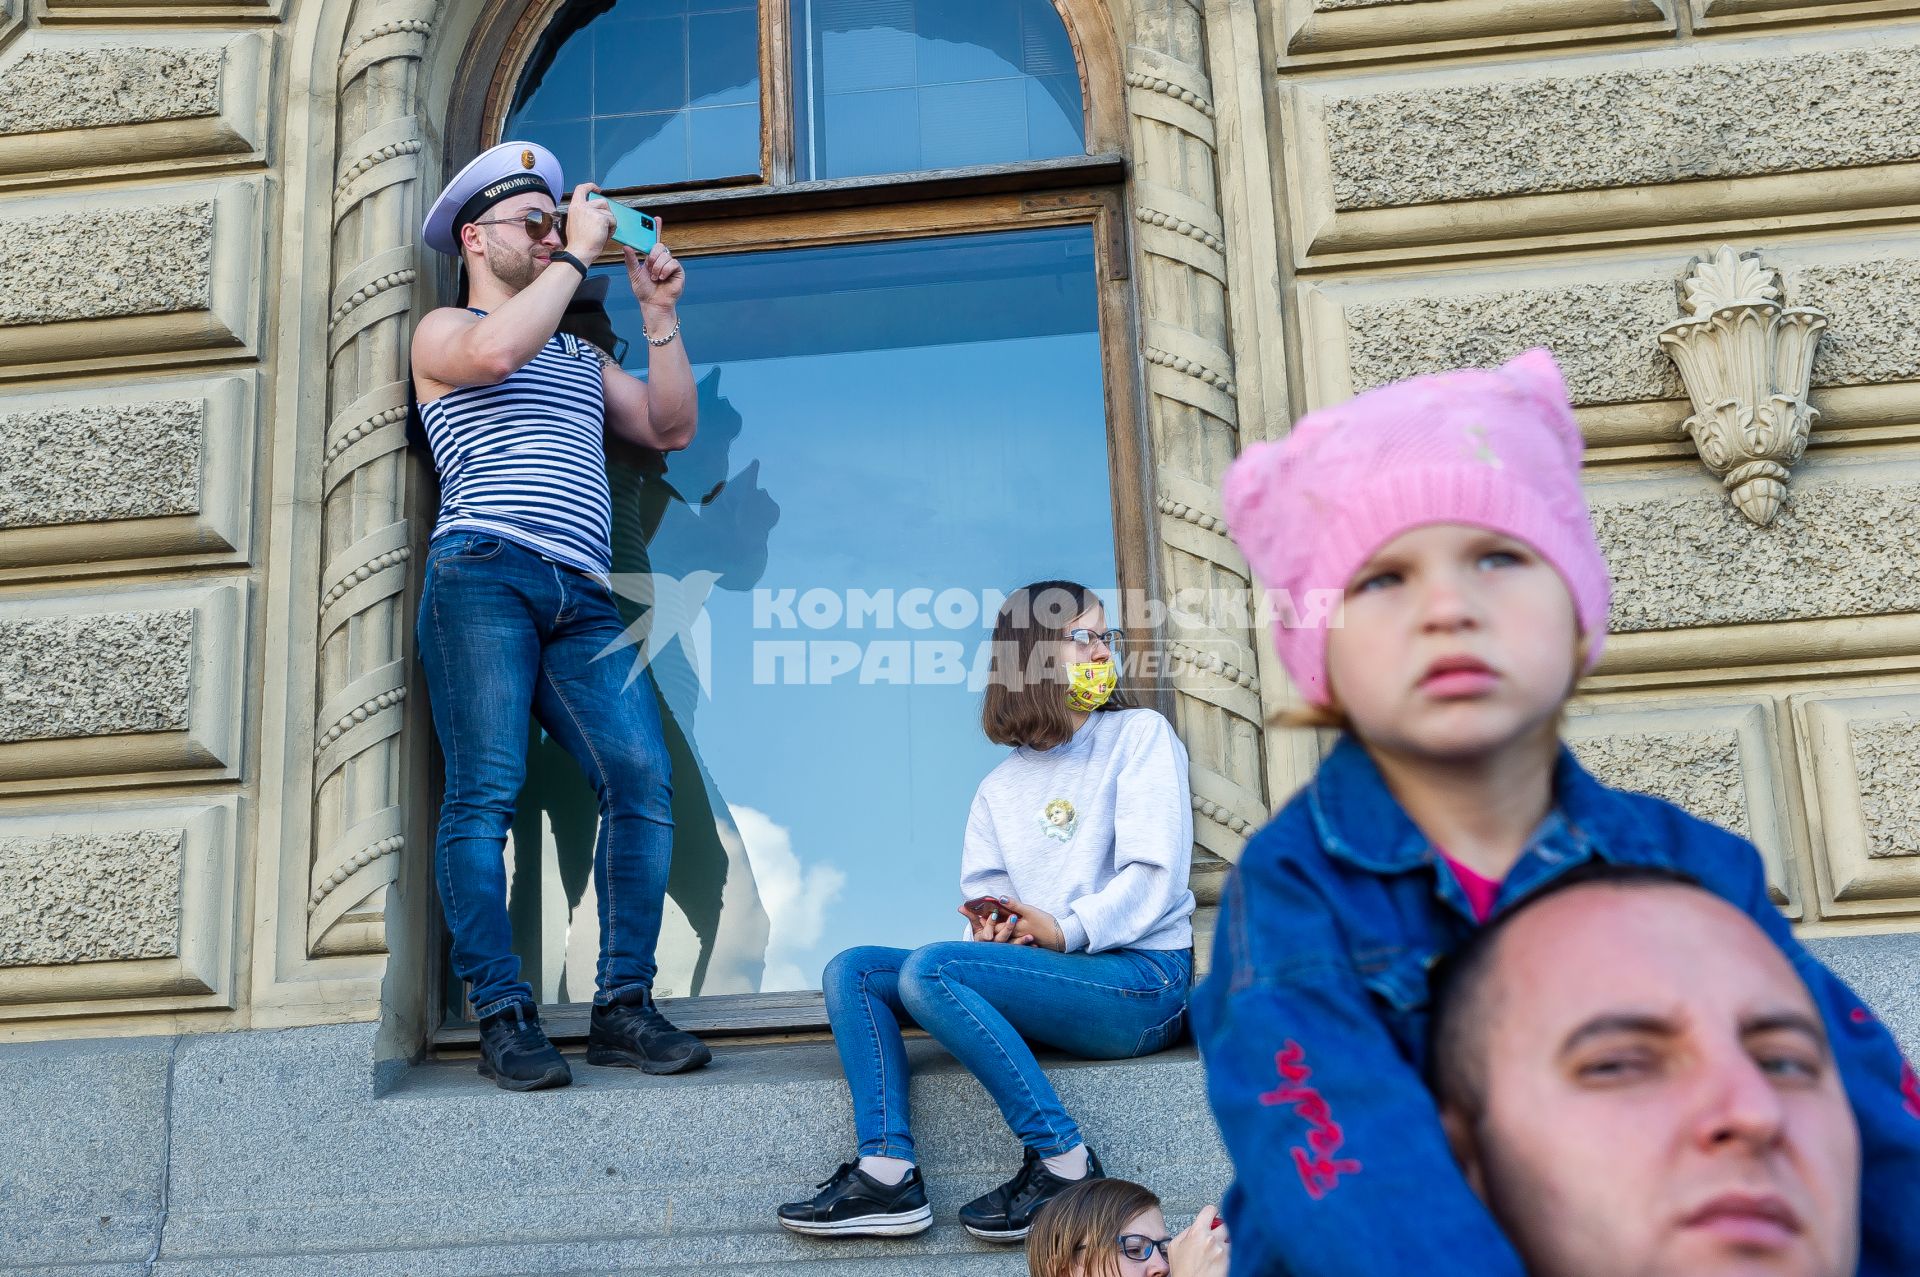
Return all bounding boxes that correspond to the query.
[982,579,1134,751]
[1026,1177,1163,1277]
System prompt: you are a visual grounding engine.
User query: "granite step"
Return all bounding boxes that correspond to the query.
[1,1024,1229,1274]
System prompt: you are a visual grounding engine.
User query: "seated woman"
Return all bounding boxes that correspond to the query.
[1027,1178,1231,1277]
[777,579,1197,1243]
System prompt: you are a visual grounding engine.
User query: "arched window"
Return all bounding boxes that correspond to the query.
[447,0,1137,1029]
[500,0,1090,192]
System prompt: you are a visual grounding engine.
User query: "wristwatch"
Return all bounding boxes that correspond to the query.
[551,250,588,279]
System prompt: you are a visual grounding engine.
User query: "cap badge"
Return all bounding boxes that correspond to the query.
[521,149,536,170]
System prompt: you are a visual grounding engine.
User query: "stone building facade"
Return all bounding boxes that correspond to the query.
[2,0,1917,1270]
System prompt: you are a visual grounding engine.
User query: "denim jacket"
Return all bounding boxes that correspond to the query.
[1191,735,1920,1277]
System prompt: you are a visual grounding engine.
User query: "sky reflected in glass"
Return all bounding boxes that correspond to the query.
[793,0,1085,179]
[504,226,1115,1001]
[506,0,762,190]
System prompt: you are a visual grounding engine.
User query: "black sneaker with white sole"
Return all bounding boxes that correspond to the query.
[777,1162,933,1238]
[958,1146,1105,1242]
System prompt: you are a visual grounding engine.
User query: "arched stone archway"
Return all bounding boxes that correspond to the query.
[276,0,1278,1031]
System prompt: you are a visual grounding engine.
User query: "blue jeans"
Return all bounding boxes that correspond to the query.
[823,941,1191,1160]
[417,532,675,1017]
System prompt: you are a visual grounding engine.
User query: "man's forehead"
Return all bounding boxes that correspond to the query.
[1485,884,1812,1039]
[494,192,556,216]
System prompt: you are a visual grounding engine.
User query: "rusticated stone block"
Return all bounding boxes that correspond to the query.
[1790,258,1920,389]
[0,400,202,529]
[1595,473,1920,631]
[1324,46,1920,210]
[0,202,213,327]
[0,828,182,965]
[1569,729,1750,836]
[0,610,193,742]
[1851,718,1920,859]
[1346,280,1682,404]
[1335,251,1920,408]
[0,48,221,136]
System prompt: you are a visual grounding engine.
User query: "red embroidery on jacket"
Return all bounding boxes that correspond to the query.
[1257,1039,1363,1199]
[1845,1005,1920,1119]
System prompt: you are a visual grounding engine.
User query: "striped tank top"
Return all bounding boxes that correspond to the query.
[420,321,612,576]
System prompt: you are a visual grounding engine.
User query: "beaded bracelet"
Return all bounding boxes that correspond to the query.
[645,319,681,349]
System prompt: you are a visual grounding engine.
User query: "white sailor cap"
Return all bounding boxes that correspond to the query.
[423,140,566,257]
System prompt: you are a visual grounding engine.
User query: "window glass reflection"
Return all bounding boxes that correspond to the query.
[793,0,1086,180]
[500,227,1115,1003]
[506,0,762,191]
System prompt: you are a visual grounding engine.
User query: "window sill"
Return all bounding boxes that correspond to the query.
[434,989,830,1048]
[627,152,1127,224]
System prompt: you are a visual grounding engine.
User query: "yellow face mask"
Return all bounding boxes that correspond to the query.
[1065,658,1118,712]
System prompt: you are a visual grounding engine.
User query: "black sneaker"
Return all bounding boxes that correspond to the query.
[777,1161,934,1238]
[958,1146,1105,1242]
[476,1004,572,1091]
[586,988,713,1075]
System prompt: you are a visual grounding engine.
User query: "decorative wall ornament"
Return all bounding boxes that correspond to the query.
[1658,246,1828,526]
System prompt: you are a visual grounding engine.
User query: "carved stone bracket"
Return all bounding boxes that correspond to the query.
[1658,246,1828,526]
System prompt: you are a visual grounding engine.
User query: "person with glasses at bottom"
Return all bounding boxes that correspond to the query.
[412,140,705,1089]
[1027,1178,1230,1277]
[777,581,1197,1242]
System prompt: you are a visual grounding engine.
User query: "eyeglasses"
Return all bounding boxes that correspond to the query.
[471,208,567,243]
[1065,628,1123,647]
[1116,1233,1174,1262]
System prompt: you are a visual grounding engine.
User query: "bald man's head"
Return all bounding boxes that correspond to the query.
[1427,866,1860,1277]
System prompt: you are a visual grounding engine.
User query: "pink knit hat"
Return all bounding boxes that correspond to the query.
[1221,348,1611,705]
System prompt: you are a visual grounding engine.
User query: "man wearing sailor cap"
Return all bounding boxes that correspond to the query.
[413,140,706,1090]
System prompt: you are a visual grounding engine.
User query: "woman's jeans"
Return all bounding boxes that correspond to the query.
[822,941,1192,1159]
[417,532,675,1018]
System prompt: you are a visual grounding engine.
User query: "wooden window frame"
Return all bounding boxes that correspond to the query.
[432,0,1143,1050]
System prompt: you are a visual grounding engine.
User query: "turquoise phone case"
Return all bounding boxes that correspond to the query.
[587,193,660,253]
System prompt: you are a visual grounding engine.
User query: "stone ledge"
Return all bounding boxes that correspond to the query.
[7,929,1917,1274]
[1284,0,1669,63]
[0,1034,173,1268]
[0,1023,1222,1271]
[156,1029,1224,1267]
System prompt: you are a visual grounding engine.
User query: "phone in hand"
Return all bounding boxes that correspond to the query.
[964,896,1017,925]
[587,192,661,253]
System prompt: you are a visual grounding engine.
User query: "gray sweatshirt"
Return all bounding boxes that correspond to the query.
[960,707,1195,953]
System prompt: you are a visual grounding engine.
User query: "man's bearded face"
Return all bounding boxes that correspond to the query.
[473,195,559,293]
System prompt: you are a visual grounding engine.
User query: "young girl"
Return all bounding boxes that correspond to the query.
[777,580,1196,1243]
[1193,350,1920,1275]
[1026,1178,1230,1277]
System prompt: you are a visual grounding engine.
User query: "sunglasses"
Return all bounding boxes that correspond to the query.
[471,207,568,243]
[1115,1233,1174,1262]
[1065,628,1124,647]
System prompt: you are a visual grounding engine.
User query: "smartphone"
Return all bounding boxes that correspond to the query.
[586,192,660,254]
[964,896,1016,924]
